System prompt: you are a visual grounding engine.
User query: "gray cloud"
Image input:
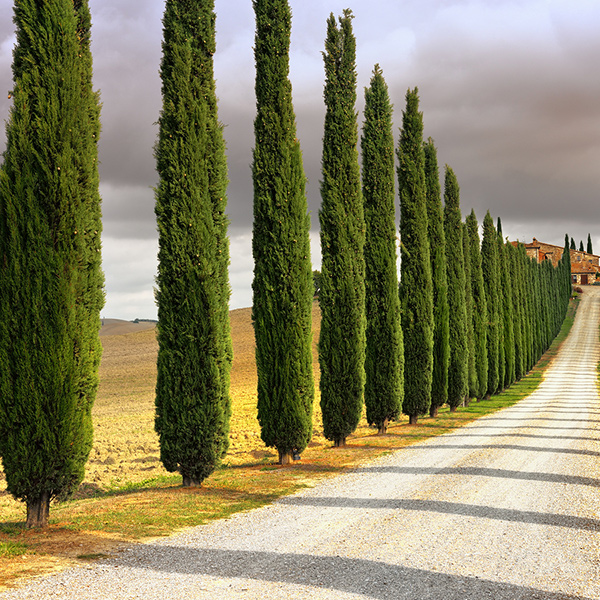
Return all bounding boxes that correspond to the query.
[1,0,599,317]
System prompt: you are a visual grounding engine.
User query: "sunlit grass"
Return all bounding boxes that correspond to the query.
[0,298,578,588]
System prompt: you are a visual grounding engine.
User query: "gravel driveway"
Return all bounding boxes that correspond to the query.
[4,287,600,599]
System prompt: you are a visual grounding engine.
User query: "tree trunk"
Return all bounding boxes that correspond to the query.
[182,475,202,487]
[377,419,389,435]
[278,449,293,465]
[409,415,418,425]
[26,492,50,529]
[449,405,457,413]
[429,406,438,418]
[333,438,347,448]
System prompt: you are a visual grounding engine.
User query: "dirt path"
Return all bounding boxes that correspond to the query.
[3,288,600,599]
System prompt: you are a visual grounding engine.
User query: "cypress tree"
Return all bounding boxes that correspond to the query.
[570,237,576,250]
[155,0,232,486]
[252,0,314,464]
[481,212,500,396]
[587,233,593,255]
[579,240,584,252]
[397,88,433,424]
[423,139,449,418]
[465,211,488,399]
[462,221,477,401]
[498,234,515,389]
[362,65,402,434]
[508,242,525,381]
[443,166,468,411]
[0,0,104,527]
[319,10,365,446]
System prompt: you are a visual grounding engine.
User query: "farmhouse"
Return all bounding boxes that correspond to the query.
[521,238,600,285]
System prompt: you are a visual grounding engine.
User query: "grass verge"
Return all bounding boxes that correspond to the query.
[0,298,578,589]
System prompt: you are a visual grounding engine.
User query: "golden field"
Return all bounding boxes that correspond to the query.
[0,300,577,588]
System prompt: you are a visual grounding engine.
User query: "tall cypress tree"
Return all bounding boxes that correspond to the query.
[155,0,232,486]
[579,240,584,252]
[570,237,576,250]
[397,88,433,424]
[587,233,593,255]
[481,212,500,396]
[462,221,477,401]
[252,0,314,464]
[443,166,468,411]
[0,0,104,527]
[423,139,449,418]
[362,65,402,434]
[320,10,365,446]
[465,210,488,399]
[497,232,515,389]
[508,242,525,382]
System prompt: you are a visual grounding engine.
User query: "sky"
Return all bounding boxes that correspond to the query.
[1,0,599,319]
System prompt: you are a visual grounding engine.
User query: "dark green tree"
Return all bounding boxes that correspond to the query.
[319,10,365,446]
[0,0,104,528]
[498,235,515,388]
[481,212,500,396]
[313,269,322,299]
[423,139,449,418]
[252,0,314,464]
[465,211,488,399]
[155,0,232,486]
[362,65,402,434]
[508,242,524,382]
[587,233,593,255]
[443,166,468,411]
[579,240,584,252]
[570,237,576,250]
[397,88,433,424]
[462,222,477,401]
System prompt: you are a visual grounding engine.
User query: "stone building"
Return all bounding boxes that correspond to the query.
[521,238,600,285]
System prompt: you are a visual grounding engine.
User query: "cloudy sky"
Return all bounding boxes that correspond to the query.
[1,0,599,319]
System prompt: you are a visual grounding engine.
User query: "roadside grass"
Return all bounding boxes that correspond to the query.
[0,298,578,589]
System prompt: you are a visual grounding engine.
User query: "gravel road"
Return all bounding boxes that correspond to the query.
[4,288,600,599]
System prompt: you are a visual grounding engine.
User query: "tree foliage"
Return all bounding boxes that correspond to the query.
[319,10,366,446]
[155,0,232,486]
[362,65,402,434]
[423,139,449,418]
[443,166,468,410]
[397,89,433,424]
[252,0,314,464]
[0,0,104,527]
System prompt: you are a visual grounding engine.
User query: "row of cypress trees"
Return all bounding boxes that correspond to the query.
[0,0,575,528]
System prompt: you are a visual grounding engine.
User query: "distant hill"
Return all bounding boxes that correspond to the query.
[100,319,157,337]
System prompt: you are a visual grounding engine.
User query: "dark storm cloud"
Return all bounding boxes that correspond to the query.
[1,0,599,316]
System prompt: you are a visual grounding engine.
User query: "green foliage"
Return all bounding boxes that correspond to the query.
[0,0,104,524]
[319,10,366,445]
[362,65,402,432]
[570,237,576,250]
[465,211,488,399]
[252,0,314,460]
[423,139,449,417]
[481,212,500,395]
[155,0,232,485]
[498,235,515,389]
[397,89,433,422]
[462,222,477,399]
[579,240,584,252]
[587,233,593,255]
[443,166,468,410]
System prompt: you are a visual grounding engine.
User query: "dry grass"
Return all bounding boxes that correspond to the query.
[0,300,577,589]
